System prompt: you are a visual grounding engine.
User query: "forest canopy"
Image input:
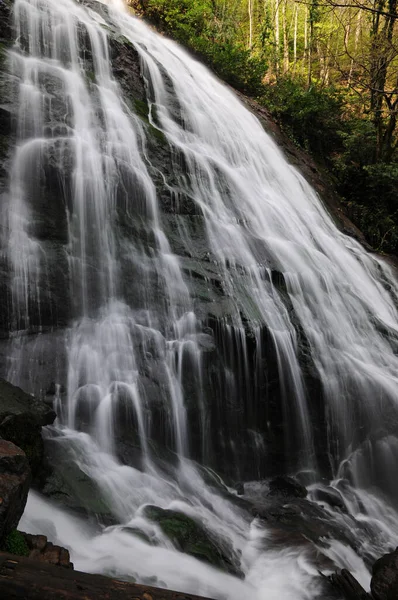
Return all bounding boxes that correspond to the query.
[131,0,398,255]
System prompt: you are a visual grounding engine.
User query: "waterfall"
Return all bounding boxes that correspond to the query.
[2,0,398,596]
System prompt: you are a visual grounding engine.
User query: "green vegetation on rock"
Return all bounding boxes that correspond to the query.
[144,505,242,576]
[1,530,30,557]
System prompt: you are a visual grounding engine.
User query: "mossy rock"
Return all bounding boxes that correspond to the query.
[144,505,242,576]
[1,529,30,557]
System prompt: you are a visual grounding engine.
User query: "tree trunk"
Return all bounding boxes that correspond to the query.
[282,0,289,73]
[275,0,280,75]
[248,0,253,49]
[293,4,298,70]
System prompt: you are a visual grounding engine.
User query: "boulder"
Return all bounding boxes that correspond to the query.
[0,379,56,478]
[371,547,398,600]
[0,440,31,543]
[267,475,308,499]
[144,505,243,577]
[252,496,364,554]
[329,569,371,600]
[22,534,73,569]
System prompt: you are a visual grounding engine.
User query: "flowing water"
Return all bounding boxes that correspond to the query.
[3,0,398,596]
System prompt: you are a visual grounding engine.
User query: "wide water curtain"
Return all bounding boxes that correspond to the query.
[4,0,398,597]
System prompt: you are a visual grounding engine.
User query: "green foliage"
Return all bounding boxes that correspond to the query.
[144,0,266,95]
[333,123,398,252]
[1,530,30,557]
[261,76,344,159]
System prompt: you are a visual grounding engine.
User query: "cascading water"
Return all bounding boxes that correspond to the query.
[2,0,398,596]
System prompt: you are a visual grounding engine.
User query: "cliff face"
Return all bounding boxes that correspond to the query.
[0,0,389,486]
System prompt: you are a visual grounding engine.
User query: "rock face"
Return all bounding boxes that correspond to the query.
[267,476,308,499]
[371,548,398,600]
[0,379,56,479]
[0,440,31,542]
[0,0,388,490]
[0,551,214,600]
[21,533,73,569]
[144,505,243,577]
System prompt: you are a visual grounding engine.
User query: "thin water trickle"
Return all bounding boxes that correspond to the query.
[4,0,398,596]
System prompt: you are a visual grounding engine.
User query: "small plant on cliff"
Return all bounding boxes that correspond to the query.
[1,530,30,556]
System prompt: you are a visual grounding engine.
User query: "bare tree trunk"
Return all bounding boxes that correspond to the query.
[275,0,280,75]
[303,6,308,77]
[307,8,313,87]
[248,0,253,49]
[293,4,298,70]
[349,10,361,83]
[282,0,289,72]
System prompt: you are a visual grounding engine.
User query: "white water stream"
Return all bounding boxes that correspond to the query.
[4,0,398,596]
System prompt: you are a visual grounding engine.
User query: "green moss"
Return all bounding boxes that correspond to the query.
[131,99,167,145]
[133,98,150,121]
[144,505,240,575]
[1,530,30,557]
[86,70,96,84]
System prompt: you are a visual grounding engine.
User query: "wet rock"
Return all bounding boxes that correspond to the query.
[235,482,244,495]
[0,550,214,599]
[252,496,363,553]
[313,485,348,513]
[0,379,56,478]
[0,440,31,543]
[329,569,371,600]
[22,535,74,569]
[0,0,13,43]
[267,475,308,499]
[144,505,243,577]
[39,434,114,525]
[371,547,398,600]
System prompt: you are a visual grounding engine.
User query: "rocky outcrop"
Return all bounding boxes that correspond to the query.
[371,548,398,600]
[0,378,55,479]
[329,569,371,600]
[144,505,243,577]
[0,440,31,542]
[0,551,214,600]
[20,533,73,569]
[267,475,308,499]
[328,548,398,600]
[0,0,331,484]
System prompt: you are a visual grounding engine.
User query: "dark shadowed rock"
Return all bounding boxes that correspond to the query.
[329,569,371,600]
[0,551,215,599]
[0,440,31,543]
[267,476,308,499]
[371,547,398,600]
[0,379,56,478]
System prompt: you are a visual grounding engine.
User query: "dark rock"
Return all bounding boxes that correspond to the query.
[39,433,114,524]
[0,379,56,478]
[0,550,214,599]
[0,0,13,43]
[313,486,347,513]
[235,482,244,495]
[371,547,398,600]
[329,569,371,600]
[252,496,365,554]
[267,476,308,499]
[0,440,31,543]
[144,505,243,577]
